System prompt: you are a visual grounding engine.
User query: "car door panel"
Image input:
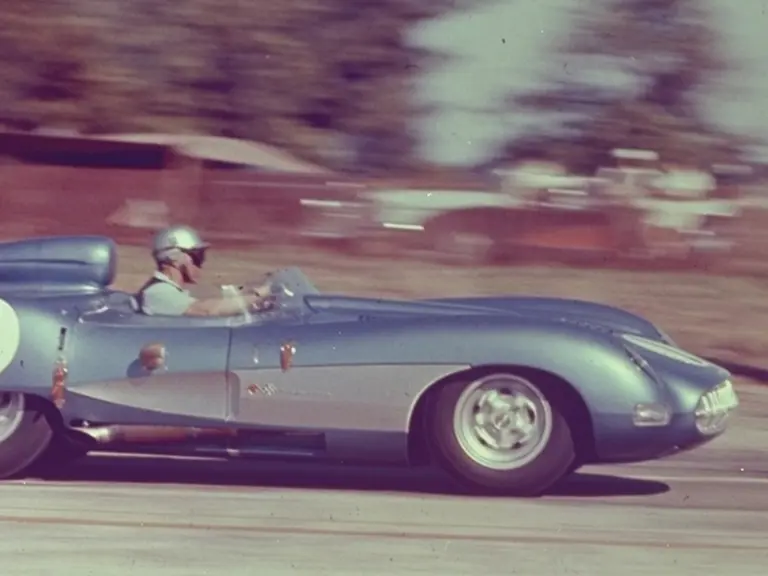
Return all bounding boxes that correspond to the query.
[64,322,231,423]
[226,321,460,433]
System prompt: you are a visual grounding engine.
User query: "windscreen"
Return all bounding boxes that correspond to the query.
[266,267,320,312]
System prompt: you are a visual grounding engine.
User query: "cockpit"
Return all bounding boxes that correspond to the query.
[75,265,319,327]
[0,234,320,327]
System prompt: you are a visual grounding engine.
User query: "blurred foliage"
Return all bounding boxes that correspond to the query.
[506,0,742,173]
[0,0,460,172]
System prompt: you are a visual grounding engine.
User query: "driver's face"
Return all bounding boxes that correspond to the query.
[180,248,206,284]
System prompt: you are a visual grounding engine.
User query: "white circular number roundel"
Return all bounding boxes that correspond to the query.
[0,299,21,374]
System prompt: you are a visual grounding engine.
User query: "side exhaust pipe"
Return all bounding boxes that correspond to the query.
[72,425,237,445]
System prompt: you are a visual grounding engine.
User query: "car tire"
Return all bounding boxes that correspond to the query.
[427,372,576,496]
[0,393,54,479]
[26,434,89,478]
[432,229,497,266]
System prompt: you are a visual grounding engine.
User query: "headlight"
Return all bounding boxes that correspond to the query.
[621,334,709,366]
[695,380,739,435]
[624,344,662,385]
[656,328,678,347]
[633,402,671,427]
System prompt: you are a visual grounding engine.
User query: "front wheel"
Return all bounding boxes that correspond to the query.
[428,372,576,496]
[430,228,498,266]
[0,393,54,479]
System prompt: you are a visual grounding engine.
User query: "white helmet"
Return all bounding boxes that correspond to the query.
[152,225,210,266]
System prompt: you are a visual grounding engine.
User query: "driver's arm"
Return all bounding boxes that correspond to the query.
[184,293,263,317]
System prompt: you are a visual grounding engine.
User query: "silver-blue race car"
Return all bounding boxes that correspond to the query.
[0,235,739,495]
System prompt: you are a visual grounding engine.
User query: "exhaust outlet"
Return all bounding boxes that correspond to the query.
[72,425,237,445]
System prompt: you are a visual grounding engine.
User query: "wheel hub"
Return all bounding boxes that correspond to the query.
[453,375,553,470]
[0,392,24,444]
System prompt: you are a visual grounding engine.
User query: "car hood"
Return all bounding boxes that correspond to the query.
[303,294,664,340]
[427,296,664,339]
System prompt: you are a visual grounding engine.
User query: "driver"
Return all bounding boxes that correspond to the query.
[135,224,272,316]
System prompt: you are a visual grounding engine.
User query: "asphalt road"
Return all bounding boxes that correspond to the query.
[3,385,768,576]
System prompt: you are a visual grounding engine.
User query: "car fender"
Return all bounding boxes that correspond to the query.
[0,298,75,397]
[288,315,662,417]
[428,296,668,341]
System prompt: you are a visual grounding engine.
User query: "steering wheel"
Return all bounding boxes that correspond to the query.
[265,282,295,311]
[236,279,294,313]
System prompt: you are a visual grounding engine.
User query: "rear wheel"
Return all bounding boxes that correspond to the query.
[26,434,90,477]
[0,393,54,479]
[428,372,576,496]
[432,229,497,265]
[423,209,508,266]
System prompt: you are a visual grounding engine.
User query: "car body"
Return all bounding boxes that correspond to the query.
[0,235,739,495]
[302,171,741,266]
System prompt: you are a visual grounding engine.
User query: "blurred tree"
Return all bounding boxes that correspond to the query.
[0,0,463,172]
[0,2,148,132]
[505,0,738,172]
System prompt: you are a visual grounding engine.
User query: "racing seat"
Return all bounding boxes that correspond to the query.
[129,295,142,313]
[130,274,171,315]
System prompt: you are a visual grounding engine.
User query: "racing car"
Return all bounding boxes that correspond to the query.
[0,235,739,495]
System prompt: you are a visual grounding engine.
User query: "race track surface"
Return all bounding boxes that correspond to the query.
[4,384,768,575]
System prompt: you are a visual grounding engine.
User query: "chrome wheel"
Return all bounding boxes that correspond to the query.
[453,374,553,470]
[0,393,25,444]
[434,231,494,264]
